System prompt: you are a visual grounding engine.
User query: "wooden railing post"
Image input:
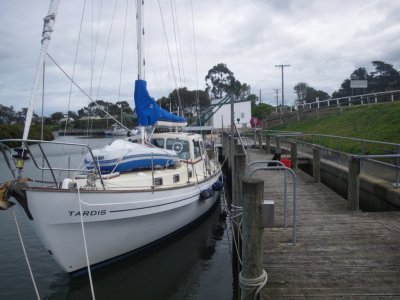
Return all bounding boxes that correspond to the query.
[265,135,271,154]
[347,156,360,210]
[276,137,281,154]
[313,146,321,183]
[240,178,264,300]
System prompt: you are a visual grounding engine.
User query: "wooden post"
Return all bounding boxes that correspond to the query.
[227,134,232,171]
[276,137,281,154]
[290,142,298,169]
[265,135,271,154]
[241,178,264,300]
[347,157,360,210]
[236,144,245,155]
[223,132,228,157]
[234,152,247,210]
[258,133,262,150]
[313,147,321,183]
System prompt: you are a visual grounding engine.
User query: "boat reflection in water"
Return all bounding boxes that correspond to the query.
[47,204,234,300]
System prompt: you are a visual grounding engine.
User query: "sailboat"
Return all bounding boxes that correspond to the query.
[0,0,222,274]
[104,124,128,137]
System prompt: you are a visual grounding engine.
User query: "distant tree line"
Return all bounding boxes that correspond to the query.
[294,60,400,104]
[0,106,41,125]
[1,62,267,126]
[332,61,400,98]
[2,60,399,126]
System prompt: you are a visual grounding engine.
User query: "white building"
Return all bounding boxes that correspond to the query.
[211,98,252,129]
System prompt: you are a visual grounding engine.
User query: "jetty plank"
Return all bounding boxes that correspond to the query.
[247,151,400,299]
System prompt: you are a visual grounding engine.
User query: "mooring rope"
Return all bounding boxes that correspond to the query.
[12,208,40,300]
[239,269,268,300]
[76,186,96,300]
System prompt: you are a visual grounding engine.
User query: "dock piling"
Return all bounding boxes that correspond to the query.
[313,146,321,183]
[347,156,360,210]
[240,178,266,300]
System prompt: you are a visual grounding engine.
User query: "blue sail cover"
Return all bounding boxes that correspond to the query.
[134,80,186,126]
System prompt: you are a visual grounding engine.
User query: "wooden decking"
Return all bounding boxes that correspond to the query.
[248,151,400,299]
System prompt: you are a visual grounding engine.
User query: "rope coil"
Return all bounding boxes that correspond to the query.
[239,269,268,300]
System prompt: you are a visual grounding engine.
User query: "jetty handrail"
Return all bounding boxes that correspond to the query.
[246,160,297,245]
[267,133,400,187]
[0,139,105,189]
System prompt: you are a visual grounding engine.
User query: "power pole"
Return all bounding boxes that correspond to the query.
[259,89,262,103]
[273,89,279,111]
[275,64,290,109]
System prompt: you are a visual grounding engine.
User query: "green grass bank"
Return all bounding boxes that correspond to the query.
[271,102,400,154]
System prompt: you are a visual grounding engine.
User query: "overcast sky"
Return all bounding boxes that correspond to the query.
[1,0,400,115]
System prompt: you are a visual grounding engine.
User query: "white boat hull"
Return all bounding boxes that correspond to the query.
[25,174,221,273]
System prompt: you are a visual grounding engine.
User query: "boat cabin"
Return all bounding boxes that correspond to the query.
[150,132,206,161]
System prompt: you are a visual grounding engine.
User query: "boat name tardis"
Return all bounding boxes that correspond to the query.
[68,210,107,217]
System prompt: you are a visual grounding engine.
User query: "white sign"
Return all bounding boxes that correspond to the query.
[350,80,368,88]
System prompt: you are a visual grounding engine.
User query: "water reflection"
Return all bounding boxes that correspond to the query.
[46,205,233,300]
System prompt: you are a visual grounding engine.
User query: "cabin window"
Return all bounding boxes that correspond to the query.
[166,138,190,160]
[151,138,164,148]
[193,141,201,159]
[173,174,180,183]
[153,177,163,186]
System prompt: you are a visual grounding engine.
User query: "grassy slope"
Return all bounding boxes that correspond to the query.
[271,102,400,154]
[273,102,400,154]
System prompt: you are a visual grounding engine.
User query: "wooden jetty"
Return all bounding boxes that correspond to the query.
[245,151,400,299]
[57,129,106,136]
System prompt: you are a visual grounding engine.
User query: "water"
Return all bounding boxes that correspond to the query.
[0,135,234,299]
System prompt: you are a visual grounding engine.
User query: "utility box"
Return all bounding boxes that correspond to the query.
[262,200,275,228]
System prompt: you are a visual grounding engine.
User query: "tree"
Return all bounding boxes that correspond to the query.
[67,111,78,120]
[369,60,400,91]
[205,63,235,99]
[158,96,170,111]
[350,67,369,80]
[50,112,64,123]
[294,82,330,104]
[161,88,210,116]
[0,105,16,124]
[332,61,400,98]
[246,94,258,108]
[194,90,210,111]
[294,82,308,103]
[233,81,251,101]
[252,103,273,119]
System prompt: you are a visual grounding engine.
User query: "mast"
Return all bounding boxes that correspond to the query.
[137,0,145,80]
[137,0,146,142]
[22,0,61,140]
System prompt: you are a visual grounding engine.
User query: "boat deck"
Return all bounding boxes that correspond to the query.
[247,151,400,299]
